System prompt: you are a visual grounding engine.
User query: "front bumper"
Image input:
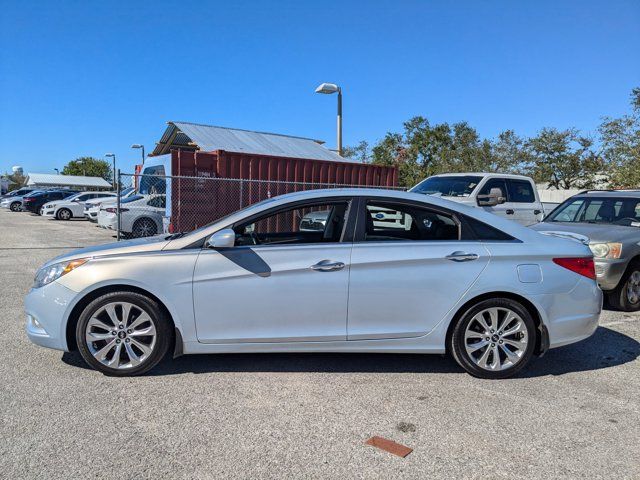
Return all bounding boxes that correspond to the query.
[42,208,55,217]
[595,259,628,291]
[25,281,78,351]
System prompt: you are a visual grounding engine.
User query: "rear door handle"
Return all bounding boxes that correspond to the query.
[311,260,345,272]
[506,209,515,215]
[534,209,542,215]
[446,251,479,262]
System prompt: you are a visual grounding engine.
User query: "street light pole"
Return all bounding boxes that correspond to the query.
[336,87,342,156]
[131,144,145,166]
[315,82,343,156]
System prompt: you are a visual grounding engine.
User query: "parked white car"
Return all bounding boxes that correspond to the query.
[26,188,601,378]
[84,188,135,222]
[97,194,166,238]
[411,173,544,226]
[1,189,42,212]
[41,191,117,220]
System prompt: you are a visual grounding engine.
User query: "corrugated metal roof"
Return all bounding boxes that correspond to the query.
[150,121,353,162]
[25,173,112,188]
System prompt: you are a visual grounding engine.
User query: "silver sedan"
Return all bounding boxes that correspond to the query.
[25,189,602,379]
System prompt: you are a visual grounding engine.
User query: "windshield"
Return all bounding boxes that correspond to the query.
[411,176,482,197]
[547,197,640,226]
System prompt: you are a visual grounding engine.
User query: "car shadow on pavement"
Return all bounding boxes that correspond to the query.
[61,326,638,378]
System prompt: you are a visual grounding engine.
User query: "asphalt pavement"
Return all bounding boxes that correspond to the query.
[1,208,638,479]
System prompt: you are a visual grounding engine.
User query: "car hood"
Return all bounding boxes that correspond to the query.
[531,222,640,244]
[42,235,171,268]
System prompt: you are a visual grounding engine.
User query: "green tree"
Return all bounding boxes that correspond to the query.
[600,87,640,188]
[526,128,603,189]
[62,157,112,181]
[342,140,371,163]
[489,130,530,174]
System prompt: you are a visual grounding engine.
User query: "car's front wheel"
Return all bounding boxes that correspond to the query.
[75,291,172,376]
[449,298,536,379]
[607,261,640,312]
[10,201,21,212]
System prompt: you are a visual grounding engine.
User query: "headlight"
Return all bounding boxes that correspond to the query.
[33,258,89,289]
[589,242,622,259]
[48,204,56,208]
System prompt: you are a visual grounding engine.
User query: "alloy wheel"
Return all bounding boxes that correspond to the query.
[464,307,528,371]
[627,271,640,305]
[85,301,157,370]
[133,219,156,237]
[58,209,71,220]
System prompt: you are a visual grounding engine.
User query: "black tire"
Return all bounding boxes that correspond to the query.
[75,291,173,376]
[449,298,537,379]
[606,261,640,312]
[10,201,21,212]
[56,208,72,220]
[132,217,157,238]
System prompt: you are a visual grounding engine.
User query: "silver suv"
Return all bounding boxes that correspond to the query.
[532,190,640,311]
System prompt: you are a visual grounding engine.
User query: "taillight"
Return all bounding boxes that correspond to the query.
[552,257,596,280]
[105,207,129,213]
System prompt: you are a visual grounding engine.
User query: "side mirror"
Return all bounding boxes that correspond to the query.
[206,228,236,249]
[477,187,506,207]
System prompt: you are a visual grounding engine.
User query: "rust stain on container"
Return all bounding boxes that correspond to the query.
[365,436,413,458]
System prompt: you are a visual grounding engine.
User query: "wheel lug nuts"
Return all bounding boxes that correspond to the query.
[118,324,124,329]
[115,339,121,344]
[490,329,495,333]
[125,338,130,343]
[499,340,503,344]
[127,329,132,334]
[491,343,495,347]
[485,337,490,341]
[111,331,117,335]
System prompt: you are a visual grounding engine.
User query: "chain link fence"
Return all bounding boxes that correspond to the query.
[107,172,402,240]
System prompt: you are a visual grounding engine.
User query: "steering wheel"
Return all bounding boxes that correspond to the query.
[248,231,261,245]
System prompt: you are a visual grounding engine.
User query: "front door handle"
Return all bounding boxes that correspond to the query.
[506,209,515,215]
[311,260,345,272]
[446,251,479,262]
[534,209,542,215]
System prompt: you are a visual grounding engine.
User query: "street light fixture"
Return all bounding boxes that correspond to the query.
[105,153,116,188]
[53,168,59,174]
[315,82,342,156]
[131,144,145,166]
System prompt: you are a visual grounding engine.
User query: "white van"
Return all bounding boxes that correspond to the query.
[410,173,544,226]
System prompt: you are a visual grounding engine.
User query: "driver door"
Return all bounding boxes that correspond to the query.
[192,198,354,343]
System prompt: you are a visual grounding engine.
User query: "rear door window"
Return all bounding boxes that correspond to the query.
[362,201,459,242]
[507,180,535,203]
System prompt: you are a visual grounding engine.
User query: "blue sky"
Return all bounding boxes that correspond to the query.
[1,0,639,174]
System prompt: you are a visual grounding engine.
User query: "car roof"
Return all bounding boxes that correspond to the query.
[428,172,533,181]
[171,187,542,246]
[573,190,640,198]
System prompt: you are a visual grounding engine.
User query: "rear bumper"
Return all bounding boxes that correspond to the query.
[532,277,602,349]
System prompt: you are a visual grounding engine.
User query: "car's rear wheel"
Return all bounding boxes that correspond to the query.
[607,261,640,312]
[75,292,172,376]
[10,201,20,212]
[132,218,157,238]
[56,208,72,220]
[450,298,536,379]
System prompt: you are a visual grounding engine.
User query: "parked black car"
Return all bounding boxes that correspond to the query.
[22,190,76,214]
